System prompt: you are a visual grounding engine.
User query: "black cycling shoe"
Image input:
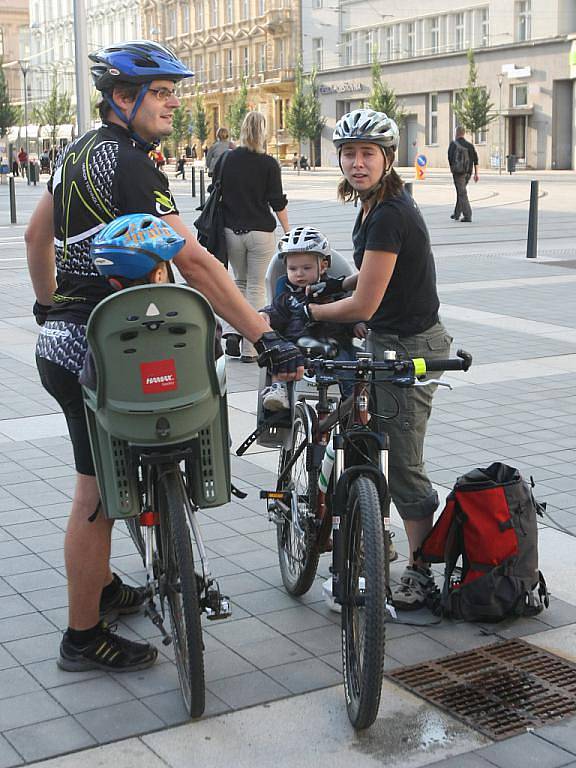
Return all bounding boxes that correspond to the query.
[58,623,158,672]
[99,573,146,619]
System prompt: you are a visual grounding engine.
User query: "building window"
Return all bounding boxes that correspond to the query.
[406,21,415,57]
[455,12,464,50]
[242,46,249,75]
[258,43,266,72]
[312,0,322,7]
[430,16,439,54]
[182,4,190,33]
[364,30,374,63]
[480,8,489,47]
[241,0,249,19]
[513,83,528,106]
[209,0,218,27]
[516,0,531,41]
[225,49,233,79]
[312,37,323,70]
[226,0,233,23]
[385,26,395,60]
[195,54,205,83]
[195,2,204,31]
[336,100,352,119]
[342,33,352,66]
[276,38,284,69]
[427,92,438,144]
[258,0,265,15]
[167,7,176,37]
[209,51,218,80]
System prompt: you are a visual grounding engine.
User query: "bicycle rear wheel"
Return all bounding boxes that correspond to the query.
[276,402,320,596]
[158,466,205,718]
[341,475,386,730]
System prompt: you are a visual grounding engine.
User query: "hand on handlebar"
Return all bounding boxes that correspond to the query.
[254,331,305,380]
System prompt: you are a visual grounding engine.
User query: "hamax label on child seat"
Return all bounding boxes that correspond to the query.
[140,359,178,393]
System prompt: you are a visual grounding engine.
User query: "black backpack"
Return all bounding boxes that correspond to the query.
[419,463,549,622]
[451,140,469,174]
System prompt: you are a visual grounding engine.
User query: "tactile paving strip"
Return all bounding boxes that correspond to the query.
[386,639,576,739]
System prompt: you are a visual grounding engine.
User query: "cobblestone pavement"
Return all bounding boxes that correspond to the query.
[0,169,575,767]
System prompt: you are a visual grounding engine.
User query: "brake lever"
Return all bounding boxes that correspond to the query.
[415,379,453,390]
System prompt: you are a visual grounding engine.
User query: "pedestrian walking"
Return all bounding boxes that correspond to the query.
[306,109,453,610]
[175,154,186,179]
[217,111,290,362]
[26,40,303,676]
[205,127,234,176]
[448,126,479,223]
[17,146,29,177]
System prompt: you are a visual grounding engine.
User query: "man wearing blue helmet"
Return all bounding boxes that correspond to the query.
[26,41,303,674]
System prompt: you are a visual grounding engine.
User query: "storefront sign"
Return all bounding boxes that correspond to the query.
[318,82,366,95]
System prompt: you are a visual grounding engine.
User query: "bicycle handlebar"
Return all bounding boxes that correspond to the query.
[304,348,472,380]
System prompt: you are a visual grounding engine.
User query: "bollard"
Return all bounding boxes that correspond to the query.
[405,182,413,197]
[199,169,206,209]
[526,180,539,259]
[191,166,196,197]
[9,176,17,224]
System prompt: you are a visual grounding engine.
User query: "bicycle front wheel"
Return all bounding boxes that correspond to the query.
[158,466,205,718]
[276,402,320,596]
[341,475,386,730]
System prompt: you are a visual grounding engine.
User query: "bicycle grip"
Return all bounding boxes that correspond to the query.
[424,349,473,373]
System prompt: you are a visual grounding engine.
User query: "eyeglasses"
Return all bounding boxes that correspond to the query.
[147,87,179,102]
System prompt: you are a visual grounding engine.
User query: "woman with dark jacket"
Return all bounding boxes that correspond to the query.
[218,111,289,361]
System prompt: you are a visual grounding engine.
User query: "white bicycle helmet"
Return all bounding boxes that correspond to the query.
[333,109,399,151]
[277,226,331,267]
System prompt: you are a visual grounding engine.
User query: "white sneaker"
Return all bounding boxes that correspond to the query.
[262,382,289,412]
[392,565,435,611]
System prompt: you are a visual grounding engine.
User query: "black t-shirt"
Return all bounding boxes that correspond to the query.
[47,122,178,323]
[352,191,439,337]
[219,147,287,232]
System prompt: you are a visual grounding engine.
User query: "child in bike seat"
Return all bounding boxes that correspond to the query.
[80,212,222,389]
[259,225,365,411]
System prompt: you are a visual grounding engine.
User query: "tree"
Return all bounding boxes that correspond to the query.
[453,49,495,137]
[171,105,189,155]
[32,72,74,150]
[227,77,249,140]
[368,53,405,126]
[304,70,325,169]
[286,58,308,158]
[192,88,209,156]
[0,59,20,137]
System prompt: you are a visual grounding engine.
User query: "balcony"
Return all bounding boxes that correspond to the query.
[265,8,293,35]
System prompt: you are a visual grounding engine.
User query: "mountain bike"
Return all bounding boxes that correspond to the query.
[261,339,472,729]
[83,284,232,718]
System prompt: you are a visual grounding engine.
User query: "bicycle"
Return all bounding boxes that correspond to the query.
[261,339,472,729]
[83,283,232,718]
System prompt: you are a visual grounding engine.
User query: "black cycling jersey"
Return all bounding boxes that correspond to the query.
[37,122,179,375]
[352,190,439,337]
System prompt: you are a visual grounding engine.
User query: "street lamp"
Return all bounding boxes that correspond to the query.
[497,73,503,176]
[19,61,30,185]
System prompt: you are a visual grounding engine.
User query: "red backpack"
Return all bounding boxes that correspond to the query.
[419,463,549,622]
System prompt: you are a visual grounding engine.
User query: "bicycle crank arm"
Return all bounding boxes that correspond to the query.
[144,599,172,645]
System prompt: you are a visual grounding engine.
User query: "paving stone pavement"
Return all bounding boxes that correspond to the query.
[0,171,576,766]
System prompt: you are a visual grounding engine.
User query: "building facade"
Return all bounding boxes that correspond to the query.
[141,0,299,158]
[303,0,576,170]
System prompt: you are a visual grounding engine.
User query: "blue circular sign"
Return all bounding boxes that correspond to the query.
[416,154,427,167]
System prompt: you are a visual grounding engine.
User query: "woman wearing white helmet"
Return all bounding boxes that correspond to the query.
[305,109,453,611]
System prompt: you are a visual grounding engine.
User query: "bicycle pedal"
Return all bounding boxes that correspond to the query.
[204,588,232,620]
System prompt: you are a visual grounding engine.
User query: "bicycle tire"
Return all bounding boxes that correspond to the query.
[276,402,320,596]
[158,466,205,718]
[341,475,386,730]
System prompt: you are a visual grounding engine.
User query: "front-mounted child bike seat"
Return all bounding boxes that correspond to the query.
[83,284,230,517]
[264,248,356,303]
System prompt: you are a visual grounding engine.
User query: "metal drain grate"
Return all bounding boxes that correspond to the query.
[386,639,576,740]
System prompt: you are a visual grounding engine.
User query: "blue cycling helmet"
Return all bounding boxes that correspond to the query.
[89,40,193,92]
[91,213,185,281]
